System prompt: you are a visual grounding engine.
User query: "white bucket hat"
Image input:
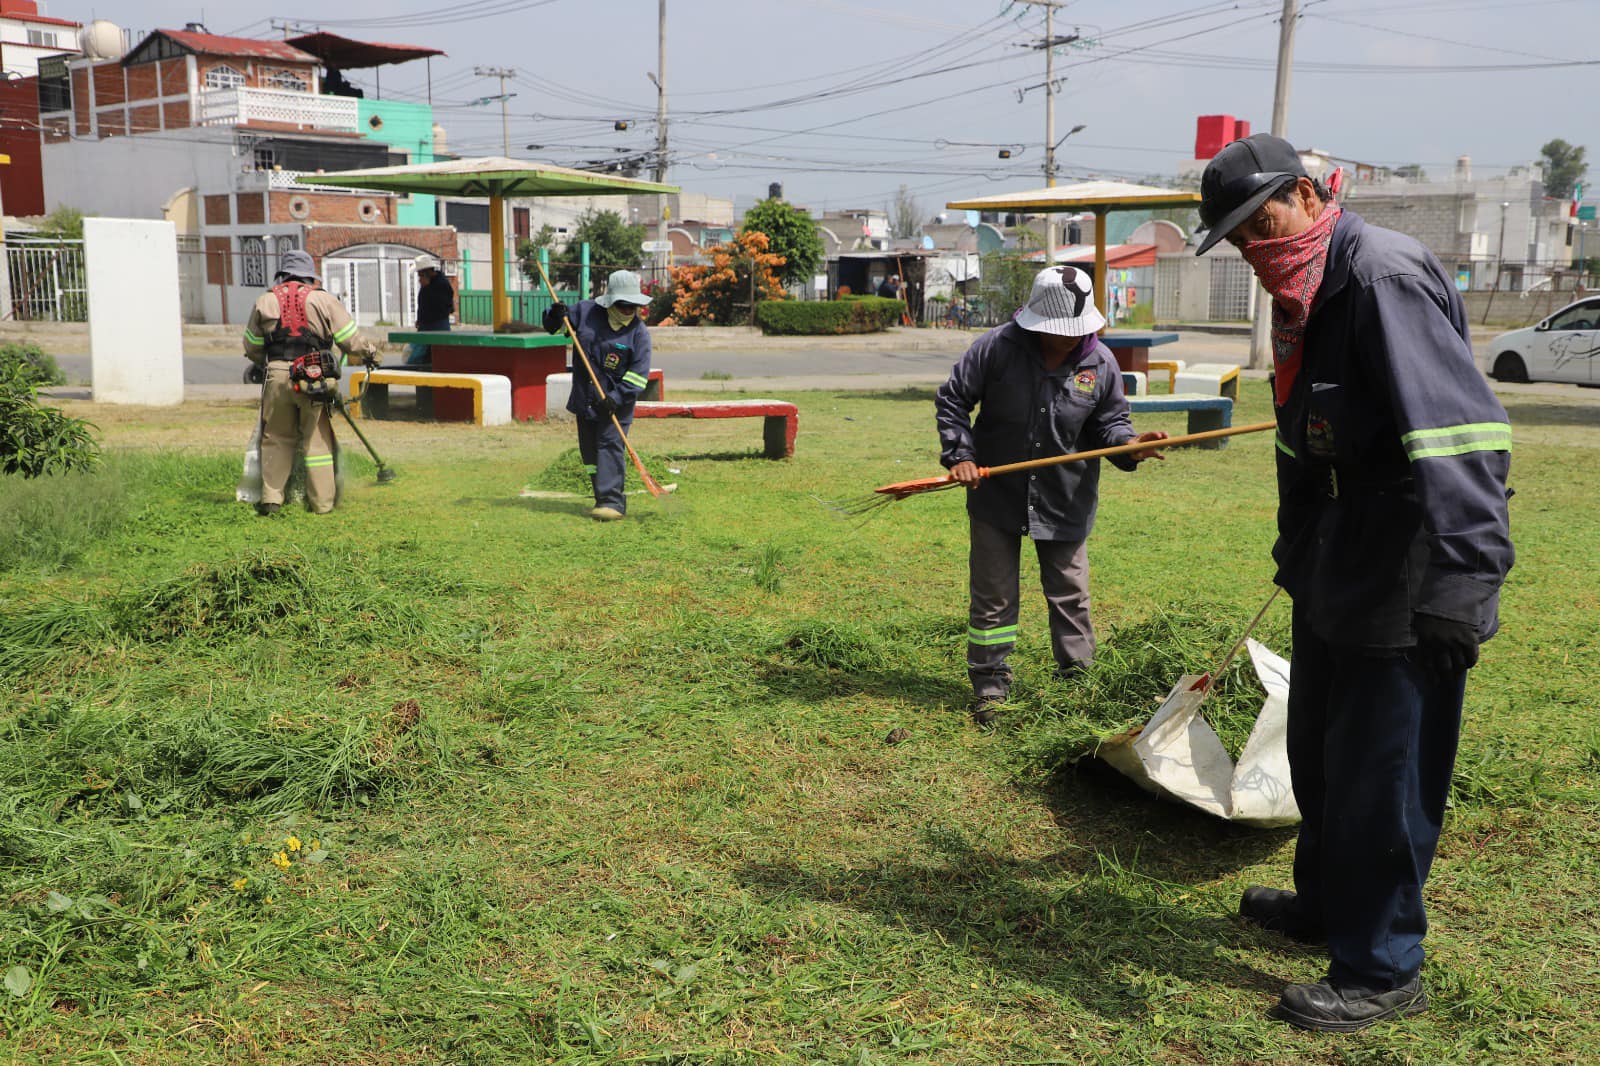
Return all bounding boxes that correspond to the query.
[596,269,648,308]
[1013,265,1106,336]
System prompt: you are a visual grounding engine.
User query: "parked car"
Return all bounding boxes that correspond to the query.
[1489,296,1600,385]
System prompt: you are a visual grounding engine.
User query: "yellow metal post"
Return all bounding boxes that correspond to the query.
[1093,206,1109,323]
[489,191,510,329]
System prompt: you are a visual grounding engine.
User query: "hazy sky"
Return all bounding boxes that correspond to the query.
[95,0,1599,213]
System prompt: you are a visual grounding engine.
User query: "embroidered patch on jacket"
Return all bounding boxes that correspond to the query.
[604,352,622,370]
[1305,413,1335,458]
[1073,369,1096,394]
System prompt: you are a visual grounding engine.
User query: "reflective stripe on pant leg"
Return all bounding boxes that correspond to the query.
[300,398,338,514]
[258,367,299,506]
[576,418,601,501]
[967,515,1021,697]
[1036,537,1095,668]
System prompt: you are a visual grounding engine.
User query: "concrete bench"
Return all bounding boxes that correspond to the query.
[1147,359,1186,393]
[348,368,512,426]
[544,369,665,418]
[1173,362,1241,401]
[1120,371,1149,396]
[1128,393,1233,446]
[633,399,799,459]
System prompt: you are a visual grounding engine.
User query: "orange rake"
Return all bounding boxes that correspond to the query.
[530,257,668,498]
[826,420,1277,518]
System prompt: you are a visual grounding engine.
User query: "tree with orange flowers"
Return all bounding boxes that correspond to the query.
[669,230,787,326]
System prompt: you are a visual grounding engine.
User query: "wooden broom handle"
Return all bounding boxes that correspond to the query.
[978,420,1276,479]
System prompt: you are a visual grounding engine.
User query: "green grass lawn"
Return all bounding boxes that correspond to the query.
[2,382,1597,1063]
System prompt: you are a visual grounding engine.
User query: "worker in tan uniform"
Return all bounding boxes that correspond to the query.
[242,249,378,516]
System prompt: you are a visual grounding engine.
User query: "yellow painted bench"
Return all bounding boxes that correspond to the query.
[347,368,513,426]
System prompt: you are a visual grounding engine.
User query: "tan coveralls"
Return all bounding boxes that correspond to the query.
[243,285,377,513]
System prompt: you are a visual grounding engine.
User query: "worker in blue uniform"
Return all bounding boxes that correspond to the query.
[544,270,653,521]
[935,265,1168,724]
[1198,134,1514,1032]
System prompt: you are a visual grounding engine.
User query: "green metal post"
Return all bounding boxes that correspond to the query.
[580,242,591,300]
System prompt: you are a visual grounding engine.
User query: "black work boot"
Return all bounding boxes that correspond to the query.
[970,693,1006,727]
[1239,886,1326,945]
[254,502,281,517]
[1272,977,1428,1032]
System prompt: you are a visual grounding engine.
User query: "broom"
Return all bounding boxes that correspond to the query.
[828,420,1276,517]
[530,258,667,498]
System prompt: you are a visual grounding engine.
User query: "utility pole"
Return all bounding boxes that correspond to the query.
[648,0,669,285]
[1249,0,1298,368]
[474,66,515,156]
[1029,2,1076,269]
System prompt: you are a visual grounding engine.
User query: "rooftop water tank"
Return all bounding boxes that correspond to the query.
[80,19,125,60]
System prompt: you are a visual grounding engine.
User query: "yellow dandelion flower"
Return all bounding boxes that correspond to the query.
[309,839,320,851]
[271,851,291,870]
[264,896,273,904]
[285,835,302,853]
[232,878,248,892]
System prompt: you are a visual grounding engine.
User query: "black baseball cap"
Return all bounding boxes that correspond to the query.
[1195,133,1308,255]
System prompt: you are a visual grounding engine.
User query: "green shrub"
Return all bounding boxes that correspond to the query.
[0,341,65,387]
[755,297,906,335]
[0,362,99,478]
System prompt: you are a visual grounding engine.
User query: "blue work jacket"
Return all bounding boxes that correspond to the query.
[1274,210,1514,649]
[544,300,652,420]
[935,323,1137,542]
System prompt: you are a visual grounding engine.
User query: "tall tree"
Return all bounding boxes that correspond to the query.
[891,184,921,239]
[740,198,825,287]
[518,209,645,289]
[1539,139,1588,200]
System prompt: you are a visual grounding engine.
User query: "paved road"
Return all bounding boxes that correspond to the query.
[53,334,1263,389]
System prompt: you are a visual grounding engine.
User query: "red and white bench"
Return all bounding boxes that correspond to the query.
[632,399,799,459]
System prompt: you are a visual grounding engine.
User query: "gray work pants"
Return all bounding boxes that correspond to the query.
[966,515,1094,698]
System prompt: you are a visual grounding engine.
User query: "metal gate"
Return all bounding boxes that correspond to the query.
[6,238,87,321]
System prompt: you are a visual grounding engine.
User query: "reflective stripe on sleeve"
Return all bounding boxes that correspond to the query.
[332,321,358,343]
[1275,433,1296,458]
[967,624,1018,647]
[622,371,649,389]
[243,329,263,345]
[1400,421,1512,461]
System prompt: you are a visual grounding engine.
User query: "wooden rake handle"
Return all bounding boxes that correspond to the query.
[874,420,1277,499]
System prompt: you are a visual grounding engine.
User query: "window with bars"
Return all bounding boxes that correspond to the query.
[261,68,311,92]
[26,29,59,47]
[242,237,267,288]
[205,65,246,90]
[274,237,297,277]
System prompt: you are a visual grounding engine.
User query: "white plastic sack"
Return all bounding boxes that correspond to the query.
[1095,639,1299,827]
[236,423,263,504]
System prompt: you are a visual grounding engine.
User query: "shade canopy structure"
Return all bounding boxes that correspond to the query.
[947,181,1200,321]
[286,32,445,69]
[300,158,678,328]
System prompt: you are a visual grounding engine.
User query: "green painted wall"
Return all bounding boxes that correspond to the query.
[358,99,436,227]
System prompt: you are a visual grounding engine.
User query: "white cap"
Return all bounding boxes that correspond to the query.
[414,255,441,273]
[1013,265,1106,336]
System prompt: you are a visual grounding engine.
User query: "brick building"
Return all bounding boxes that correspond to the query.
[34,25,454,324]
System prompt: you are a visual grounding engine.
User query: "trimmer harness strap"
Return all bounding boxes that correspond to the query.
[265,282,330,362]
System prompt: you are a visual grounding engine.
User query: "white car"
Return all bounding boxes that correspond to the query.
[1489,296,1600,386]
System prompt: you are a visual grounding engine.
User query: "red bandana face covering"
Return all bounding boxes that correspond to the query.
[1240,201,1342,406]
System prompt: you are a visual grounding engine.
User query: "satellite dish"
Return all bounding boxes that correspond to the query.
[81,20,125,60]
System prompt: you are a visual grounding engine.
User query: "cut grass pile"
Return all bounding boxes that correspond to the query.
[526,445,679,495]
[1,381,1597,1063]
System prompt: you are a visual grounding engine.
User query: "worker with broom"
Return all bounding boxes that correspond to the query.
[1196,133,1514,1032]
[935,265,1168,725]
[242,249,379,516]
[543,269,654,522]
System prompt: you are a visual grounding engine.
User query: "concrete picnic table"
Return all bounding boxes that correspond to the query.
[388,329,569,422]
[1101,330,1179,375]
